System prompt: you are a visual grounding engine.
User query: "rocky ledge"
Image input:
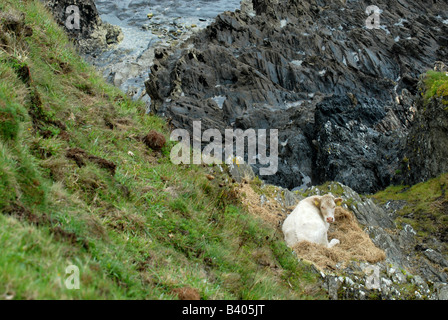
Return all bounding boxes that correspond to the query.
[231,160,448,299]
[146,0,448,194]
[42,0,123,55]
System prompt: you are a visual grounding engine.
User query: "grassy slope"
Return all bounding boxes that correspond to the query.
[372,173,448,254]
[0,0,324,300]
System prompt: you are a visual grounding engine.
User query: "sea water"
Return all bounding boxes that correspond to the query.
[92,0,242,101]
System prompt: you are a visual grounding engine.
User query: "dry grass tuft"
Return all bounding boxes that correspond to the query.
[142,130,166,151]
[171,286,201,300]
[239,184,386,271]
[238,182,291,229]
[292,208,386,270]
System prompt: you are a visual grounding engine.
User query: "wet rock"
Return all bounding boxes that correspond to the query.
[146,0,448,194]
[42,0,123,54]
[314,95,412,194]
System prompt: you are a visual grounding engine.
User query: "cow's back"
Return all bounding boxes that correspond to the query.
[282,198,327,247]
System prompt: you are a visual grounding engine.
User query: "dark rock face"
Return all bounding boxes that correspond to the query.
[146,0,448,193]
[314,94,412,193]
[403,86,448,185]
[42,0,123,54]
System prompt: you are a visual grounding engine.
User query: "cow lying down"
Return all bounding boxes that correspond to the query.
[282,194,343,248]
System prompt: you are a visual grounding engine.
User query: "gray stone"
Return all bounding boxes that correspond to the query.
[424,249,448,268]
[434,283,448,300]
[42,0,123,54]
[325,276,342,300]
[227,157,255,183]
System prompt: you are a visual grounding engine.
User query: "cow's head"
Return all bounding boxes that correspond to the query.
[314,195,343,223]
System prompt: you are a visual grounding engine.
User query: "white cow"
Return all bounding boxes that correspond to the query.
[282,194,343,248]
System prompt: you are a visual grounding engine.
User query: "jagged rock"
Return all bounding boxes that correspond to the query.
[314,95,412,193]
[424,249,448,269]
[402,70,448,185]
[42,0,123,54]
[434,61,448,73]
[325,275,342,300]
[146,0,448,194]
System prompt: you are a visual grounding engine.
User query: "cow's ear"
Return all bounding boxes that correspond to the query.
[335,198,343,206]
[313,198,321,207]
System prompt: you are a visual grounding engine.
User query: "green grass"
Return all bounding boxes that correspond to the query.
[0,0,323,300]
[421,70,448,106]
[372,174,448,253]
